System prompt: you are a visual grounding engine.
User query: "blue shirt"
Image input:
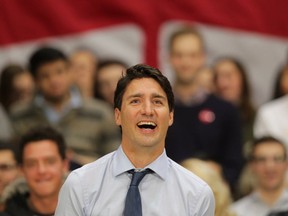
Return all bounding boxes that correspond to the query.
[230,190,288,216]
[35,86,82,123]
[55,146,215,216]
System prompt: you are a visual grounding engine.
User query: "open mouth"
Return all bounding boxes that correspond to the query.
[137,121,157,130]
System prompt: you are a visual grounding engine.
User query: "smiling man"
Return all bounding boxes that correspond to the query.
[1,126,68,216]
[231,136,288,216]
[55,64,215,216]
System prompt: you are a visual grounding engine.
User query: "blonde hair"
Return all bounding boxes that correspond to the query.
[181,158,236,216]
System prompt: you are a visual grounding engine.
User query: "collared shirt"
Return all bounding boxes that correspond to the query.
[55,146,215,216]
[254,94,288,148]
[34,86,82,123]
[230,190,288,216]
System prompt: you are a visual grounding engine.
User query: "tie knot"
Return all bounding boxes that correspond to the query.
[129,169,152,186]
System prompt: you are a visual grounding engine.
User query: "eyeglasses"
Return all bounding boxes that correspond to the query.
[251,156,287,164]
[0,164,17,172]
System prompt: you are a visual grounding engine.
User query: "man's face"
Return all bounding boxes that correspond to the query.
[169,34,205,84]
[70,51,96,89]
[114,78,173,153]
[0,150,19,194]
[250,142,288,191]
[214,60,243,103]
[21,140,68,199]
[35,60,72,103]
[97,64,126,105]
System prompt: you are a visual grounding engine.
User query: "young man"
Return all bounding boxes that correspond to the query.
[55,64,215,215]
[0,141,20,211]
[10,47,120,166]
[165,26,244,191]
[1,127,68,216]
[69,48,98,99]
[231,136,288,216]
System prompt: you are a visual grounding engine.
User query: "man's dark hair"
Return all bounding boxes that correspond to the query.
[29,46,67,77]
[249,136,287,161]
[114,64,174,112]
[0,140,18,162]
[17,126,66,164]
[168,26,206,52]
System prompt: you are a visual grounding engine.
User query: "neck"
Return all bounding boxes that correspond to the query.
[29,194,58,215]
[122,145,164,168]
[256,185,285,206]
[174,81,200,104]
[46,93,70,112]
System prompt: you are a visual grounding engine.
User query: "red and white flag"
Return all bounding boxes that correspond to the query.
[1,0,287,106]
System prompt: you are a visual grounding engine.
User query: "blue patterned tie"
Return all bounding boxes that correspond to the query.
[124,169,152,216]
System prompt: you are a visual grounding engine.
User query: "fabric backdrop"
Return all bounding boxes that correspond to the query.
[1,0,288,106]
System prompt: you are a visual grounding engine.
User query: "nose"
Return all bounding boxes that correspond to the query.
[37,162,46,174]
[141,100,153,116]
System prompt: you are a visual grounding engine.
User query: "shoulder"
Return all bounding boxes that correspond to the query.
[79,98,114,120]
[230,193,255,212]
[258,95,288,114]
[168,159,214,196]
[65,151,115,186]
[9,102,36,119]
[206,94,237,110]
[1,177,28,204]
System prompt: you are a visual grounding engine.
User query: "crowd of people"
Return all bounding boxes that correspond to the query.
[0,25,288,216]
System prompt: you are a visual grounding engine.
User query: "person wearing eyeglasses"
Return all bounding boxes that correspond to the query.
[230,136,288,216]
[0,141,20,212]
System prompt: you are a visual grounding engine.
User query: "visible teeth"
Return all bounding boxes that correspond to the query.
[137,121,156,126]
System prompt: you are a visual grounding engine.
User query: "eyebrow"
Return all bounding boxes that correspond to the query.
[127,93,167,100]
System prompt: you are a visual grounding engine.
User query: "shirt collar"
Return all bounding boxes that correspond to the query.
[112,146,168,180]
[174,87,209,106]
[34,86,82,123]
[34,86,82,109]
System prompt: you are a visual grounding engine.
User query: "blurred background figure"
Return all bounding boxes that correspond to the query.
[181,158,236,216]
[272,64,288,100]
[230,137,288,216]
[213,57,256,154]
[0,64,35,113]
[0,127,68,216]
[0,105,14,142]
[165,26,244,193]
[254,64,288,148]
[195,67,215,93]
[69,48,98,98]
[10,46,120,166]
[94,59,128,106]
[0,141,20,211]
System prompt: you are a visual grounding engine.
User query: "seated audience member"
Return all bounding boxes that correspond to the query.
[10,46,120,165]
[0,64,35,112]
[165,26,244,192]
[0,105,14,141]
[272,64,288,100]
[69,48,98,98]
[213,57,256,199]
[181,158,236,216]
[254,90,288,148]
[0,126,68,216]
[230,136,288,216]
[213,57,256,153]
[94,59,128,106]
[0,141,20,211]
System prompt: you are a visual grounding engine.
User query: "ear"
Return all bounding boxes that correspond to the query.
[62,159,69,173]
[168,111,174,126]
[114,108,121,126]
